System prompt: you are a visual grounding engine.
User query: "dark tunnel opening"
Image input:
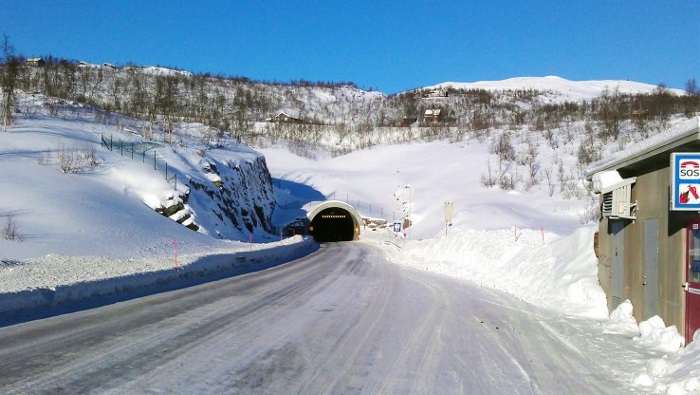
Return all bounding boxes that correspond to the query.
[309,207,356,242]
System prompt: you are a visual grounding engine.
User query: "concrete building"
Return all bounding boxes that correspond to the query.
[587,116,700,345]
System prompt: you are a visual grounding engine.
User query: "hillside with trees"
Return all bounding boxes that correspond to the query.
[2,49,699,218]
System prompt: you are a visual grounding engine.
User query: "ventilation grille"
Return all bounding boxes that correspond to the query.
[611,295,623,311]
[601,178,637,220]
[602,192,614,216]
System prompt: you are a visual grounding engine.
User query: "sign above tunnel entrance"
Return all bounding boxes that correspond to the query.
[321,214,347,219]
[671,153,700,211]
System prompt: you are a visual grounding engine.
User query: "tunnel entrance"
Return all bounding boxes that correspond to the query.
[307,200,362,242]
[310,208,355,242]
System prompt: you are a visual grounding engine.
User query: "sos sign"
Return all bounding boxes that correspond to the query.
[671,153,700,210]
[680,160,700,179]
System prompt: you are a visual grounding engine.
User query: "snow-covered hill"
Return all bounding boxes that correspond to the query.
[0,97,281,261]
[1,68,699,392]
[425,75,687,102]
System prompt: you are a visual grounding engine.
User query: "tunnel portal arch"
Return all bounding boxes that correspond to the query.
[307,200,362,242]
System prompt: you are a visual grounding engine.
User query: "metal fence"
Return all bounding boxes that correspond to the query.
[101,134,179,190]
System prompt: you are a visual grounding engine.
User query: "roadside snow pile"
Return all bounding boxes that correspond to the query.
[0,237,317,319]
[606,299,641,335]
[605,301,700,394]
[387,225,608,319]
[608,300,685,352]
[635,316,686,353]
[653,335,700,394]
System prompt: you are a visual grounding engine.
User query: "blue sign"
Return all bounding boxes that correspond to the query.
[671,153,700,211]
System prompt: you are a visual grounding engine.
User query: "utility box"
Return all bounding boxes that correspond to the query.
[600,178,637,220]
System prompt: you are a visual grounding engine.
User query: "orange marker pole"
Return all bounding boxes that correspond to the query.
[174,237,178,270]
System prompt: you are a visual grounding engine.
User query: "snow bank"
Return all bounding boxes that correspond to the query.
[383,225,608,319]
[633,331,700,394]
[605,301,698,394]
[0,237,317,322]
[607,299,640,335]
[635,316,685,353]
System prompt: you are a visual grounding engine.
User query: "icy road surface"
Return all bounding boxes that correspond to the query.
[0,243,640,394]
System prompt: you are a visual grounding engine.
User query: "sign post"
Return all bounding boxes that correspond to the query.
[444,201,453,236]
[671,153,700,211]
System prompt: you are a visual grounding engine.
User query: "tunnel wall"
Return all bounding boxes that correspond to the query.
[307,200,363,240]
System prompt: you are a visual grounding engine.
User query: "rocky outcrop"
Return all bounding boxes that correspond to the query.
[155,192,200,232]
[186,150,276,240]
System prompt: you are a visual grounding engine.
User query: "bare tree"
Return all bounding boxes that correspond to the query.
[524,137,539,187]
[481,158,497,188]
[544,169,556,196]
[1,33,20,132]
[597,87,625,141]
[686,78,699,96]
[490,132,515,168]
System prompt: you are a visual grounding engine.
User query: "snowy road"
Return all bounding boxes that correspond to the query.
[0,243,639,394]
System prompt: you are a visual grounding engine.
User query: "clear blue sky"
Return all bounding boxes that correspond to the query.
[4,0,699,93]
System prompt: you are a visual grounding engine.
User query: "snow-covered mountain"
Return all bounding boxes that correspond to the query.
[19,61,691,135]
[424,75,686,102]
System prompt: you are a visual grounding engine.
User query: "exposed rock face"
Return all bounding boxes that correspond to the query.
[155,192,200,232]
[186,151,276,240]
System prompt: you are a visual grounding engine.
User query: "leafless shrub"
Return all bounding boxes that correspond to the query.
[81,144,98,167]
[58,143,78,173]
[490,132,515,165]
[544,169,556,197]
[576,141,601,167]
[57,142,100,173]
[58,143,79,173]
[558,162,566,191]
[521,137,539,185]
[562,124,576,145]
[561,179,590,200]
[499,174,515,190]
[37,151,51,166]
[481,174,496,188]
[481,159,497,188]
[579,199,601,224]
[2,215,19,241]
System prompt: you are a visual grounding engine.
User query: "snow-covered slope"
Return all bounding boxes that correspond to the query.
[259,138,587,240]
[0,98,279,261]
[1,75,698,393]
[426,76,686,102]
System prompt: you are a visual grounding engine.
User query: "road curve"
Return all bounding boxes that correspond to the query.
[0,242,634,394]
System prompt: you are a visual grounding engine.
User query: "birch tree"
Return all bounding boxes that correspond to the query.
[1,34,20,132]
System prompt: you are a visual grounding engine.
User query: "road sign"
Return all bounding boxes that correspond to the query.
[671,153,700,211]
[444,201,453,221]
[444,201,453,235]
